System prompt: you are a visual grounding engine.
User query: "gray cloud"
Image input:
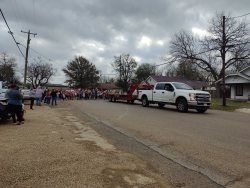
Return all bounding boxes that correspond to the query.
[1,0,250,84]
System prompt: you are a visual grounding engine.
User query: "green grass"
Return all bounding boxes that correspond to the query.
[210,98,249,112]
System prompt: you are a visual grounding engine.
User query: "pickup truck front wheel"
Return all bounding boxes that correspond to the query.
[142,97,149,107]
[176,99,188,112]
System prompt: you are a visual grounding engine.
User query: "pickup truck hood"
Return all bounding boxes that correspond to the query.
[177,90,209,95]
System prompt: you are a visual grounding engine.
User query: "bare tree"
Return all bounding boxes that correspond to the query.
[0,53,19,85]
[63,56,99,89]
[134,63,163,84]
[111,54,137,91]
[165,60,212,82]
[101,75,116,83]
[27,57,57,88]
[164,12,250,98]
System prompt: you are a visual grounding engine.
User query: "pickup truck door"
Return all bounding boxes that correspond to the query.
[161,84,175,102]
[153,83,165,101]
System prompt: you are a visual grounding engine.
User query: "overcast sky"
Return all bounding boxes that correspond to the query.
[1,0,250,84]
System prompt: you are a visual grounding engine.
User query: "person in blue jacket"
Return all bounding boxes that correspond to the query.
[8,85,24,125]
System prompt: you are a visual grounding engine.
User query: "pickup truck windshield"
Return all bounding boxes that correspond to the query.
[172,83,193,90]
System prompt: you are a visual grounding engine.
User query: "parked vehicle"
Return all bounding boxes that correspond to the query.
[138,82,211,113]
[0,89,8,98]
[0,97,11,120]
[21,89,30,100]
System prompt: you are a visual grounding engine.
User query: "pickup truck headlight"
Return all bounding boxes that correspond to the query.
[189,93,196,101]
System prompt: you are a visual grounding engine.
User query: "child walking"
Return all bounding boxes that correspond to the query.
[22,100,25,121]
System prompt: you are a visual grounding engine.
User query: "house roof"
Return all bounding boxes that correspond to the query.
[215,72,250,83]
[239,66,250,73]
[149,75,210,88]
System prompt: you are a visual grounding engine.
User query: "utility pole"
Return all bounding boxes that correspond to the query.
[222,16,226,106]
[21,30,37,85]
[120,55,122,80]
[100,70,102,91]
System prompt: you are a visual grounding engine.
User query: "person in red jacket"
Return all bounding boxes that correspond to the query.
[65,92,69,100]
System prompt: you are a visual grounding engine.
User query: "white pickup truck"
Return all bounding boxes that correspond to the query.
[138,82,211,113]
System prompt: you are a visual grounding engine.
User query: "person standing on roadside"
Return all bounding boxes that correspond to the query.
[51,89,57,106]
[102,92,105,100]
[8,85,23,125]
[95,88,98,100]
[248,92,250,110]
[46,89,51,105]
[79,90,83,99]
[43,88,48,104]
[29,88,36,110]
[35,86,44,106]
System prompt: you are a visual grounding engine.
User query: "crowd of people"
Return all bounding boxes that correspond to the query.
[39,87,110,103]
[4,85,122,126]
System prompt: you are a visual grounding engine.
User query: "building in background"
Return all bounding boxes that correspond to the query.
[90,83,121,91]
[215,66,250,100]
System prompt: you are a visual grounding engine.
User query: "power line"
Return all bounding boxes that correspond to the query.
[18,43,65,67]
[32,0,37,36]
[14,0,25,29]
[230,12,250,19]
[20,0,30,29]
[9,0,23,30]
[0,8,25,59]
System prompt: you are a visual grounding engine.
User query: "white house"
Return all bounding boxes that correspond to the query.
[215,66,250,99]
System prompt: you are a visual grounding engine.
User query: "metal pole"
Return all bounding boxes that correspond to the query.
[222,16,226,106]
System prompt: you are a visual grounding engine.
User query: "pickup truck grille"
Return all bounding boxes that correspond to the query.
[196,94,210,102]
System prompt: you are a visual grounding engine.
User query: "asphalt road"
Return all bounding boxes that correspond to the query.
[67,99,250,188]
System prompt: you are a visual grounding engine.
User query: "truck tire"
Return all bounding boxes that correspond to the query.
[131,100,134,104]
[158,103,165,108]
[127,100,130,103]
[109,96,112,102]
[196,109,207,113]
[112,96,116,102]
[142,97,149,107]
[176,99,188,112]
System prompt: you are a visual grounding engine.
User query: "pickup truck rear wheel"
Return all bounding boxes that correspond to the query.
[158,103,165,108]
[196,109,207,113]
[142,97,149,107]
[176,99,188,112]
